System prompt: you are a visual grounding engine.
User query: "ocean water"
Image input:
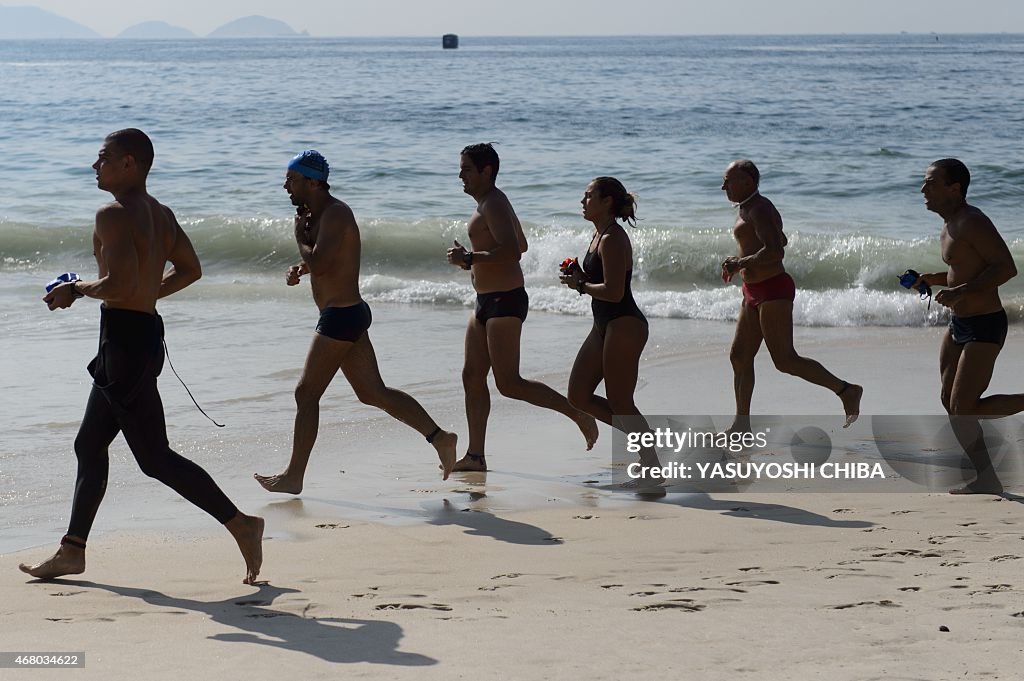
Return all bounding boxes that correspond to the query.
[3,34,1024,552]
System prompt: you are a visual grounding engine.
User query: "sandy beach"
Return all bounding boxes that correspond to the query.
[4,319,1023,680]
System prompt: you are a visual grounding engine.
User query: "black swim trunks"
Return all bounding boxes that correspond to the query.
[475,287,529,324]
[949,309,1008,347]
[316,302,372,342]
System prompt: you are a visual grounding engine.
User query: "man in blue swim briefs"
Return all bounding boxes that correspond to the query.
[721,159,863,432]
[908,158,1021,495]
[255,150,458,491]
[445,143,598,471]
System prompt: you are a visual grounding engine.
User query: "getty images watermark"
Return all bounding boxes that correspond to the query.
[608,415,1024,492]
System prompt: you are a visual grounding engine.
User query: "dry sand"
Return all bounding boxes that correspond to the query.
[4,322,1023,679]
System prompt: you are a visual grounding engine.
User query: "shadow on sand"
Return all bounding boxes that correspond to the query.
[40,580,436,667]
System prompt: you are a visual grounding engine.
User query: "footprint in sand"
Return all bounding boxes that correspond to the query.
[600,584,624,589]
[375,603,453,611]
[49,591,86,597]
[898,586,922,592]
[738,566,761,572]
[990,555,1021,562]
[871,548,948,559]
[967,584,1014,595]
[829,600,900,610]
[477,584,517,592]
[928,535,963,545]
[1011,612,1024,618]
[632,600,705,612]
[725,580,779,587]
[832,508,855,514]
[246,612,298,619]
[234,599,273,606]
[315,523,350,530]
[491,573,522,580]
[670,586,747,594]
[574,515,597,520]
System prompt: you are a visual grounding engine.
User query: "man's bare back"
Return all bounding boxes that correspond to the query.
[938,205,1007,317]
[298,199,363,310]
[730,194,788,285]
[92,194,187,313]
[466,188,528,294]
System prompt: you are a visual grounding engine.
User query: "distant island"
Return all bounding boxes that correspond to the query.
[0,6,306,39]
[207,15,307,39]
[117,21,196,40]
[0,5,100,39]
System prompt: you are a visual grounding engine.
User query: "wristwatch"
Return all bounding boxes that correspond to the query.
[462,251,474,268]
[70,281,84,299]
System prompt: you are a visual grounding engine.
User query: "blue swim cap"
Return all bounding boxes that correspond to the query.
[288,150,330,181]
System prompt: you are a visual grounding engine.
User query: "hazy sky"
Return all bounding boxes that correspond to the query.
[16,0,1024,37]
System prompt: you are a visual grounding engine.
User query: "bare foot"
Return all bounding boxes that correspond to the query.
[949,479,1004,496]
[227,513,265,585]
[576,413,599,451]
[725,416,752,438]
[254,471,303,495]
[19,545,85,580]
[616,475,666,492]
[839,383,863,428]
[452,453,487,472]
[432,431,458,480]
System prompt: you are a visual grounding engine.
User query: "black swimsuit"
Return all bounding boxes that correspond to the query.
[316,302,372,342]
[69,307,238,541]
[949,309,1008,347]
[582,230,646,336]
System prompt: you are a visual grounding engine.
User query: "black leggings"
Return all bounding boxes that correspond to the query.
[67,308,238,540]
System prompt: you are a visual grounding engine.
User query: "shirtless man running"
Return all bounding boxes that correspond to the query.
[446,143,598,471]
[255,150,457,492]
[910,158,1019,495]
[22,128,264,584]
[721,159,862,431]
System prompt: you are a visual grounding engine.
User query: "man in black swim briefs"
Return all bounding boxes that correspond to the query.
[445,143,598,471]
[721,159,863,433]
[255,150,458,491]
[908,158,1022,495]
[23,129,264,584]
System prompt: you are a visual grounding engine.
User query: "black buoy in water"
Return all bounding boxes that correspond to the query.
[443,34,459,49]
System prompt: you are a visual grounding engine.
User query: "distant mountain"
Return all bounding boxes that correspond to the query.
[0,5,100,39]
[207,15,305,38]
[117,21,195,39]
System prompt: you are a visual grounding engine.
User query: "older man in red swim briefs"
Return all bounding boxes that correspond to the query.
[720,159,862,432]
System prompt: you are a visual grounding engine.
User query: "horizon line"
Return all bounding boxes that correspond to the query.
[4,31,1024,40]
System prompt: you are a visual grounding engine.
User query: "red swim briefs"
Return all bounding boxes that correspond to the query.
[741,272,796,309]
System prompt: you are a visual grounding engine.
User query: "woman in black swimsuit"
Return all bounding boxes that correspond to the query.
[560,177,656,463]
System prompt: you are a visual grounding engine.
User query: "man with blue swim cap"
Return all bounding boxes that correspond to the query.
[254,149,458,492]
[288,149,330,183]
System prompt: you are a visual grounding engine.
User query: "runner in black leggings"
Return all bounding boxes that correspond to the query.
[21,128,263,584]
